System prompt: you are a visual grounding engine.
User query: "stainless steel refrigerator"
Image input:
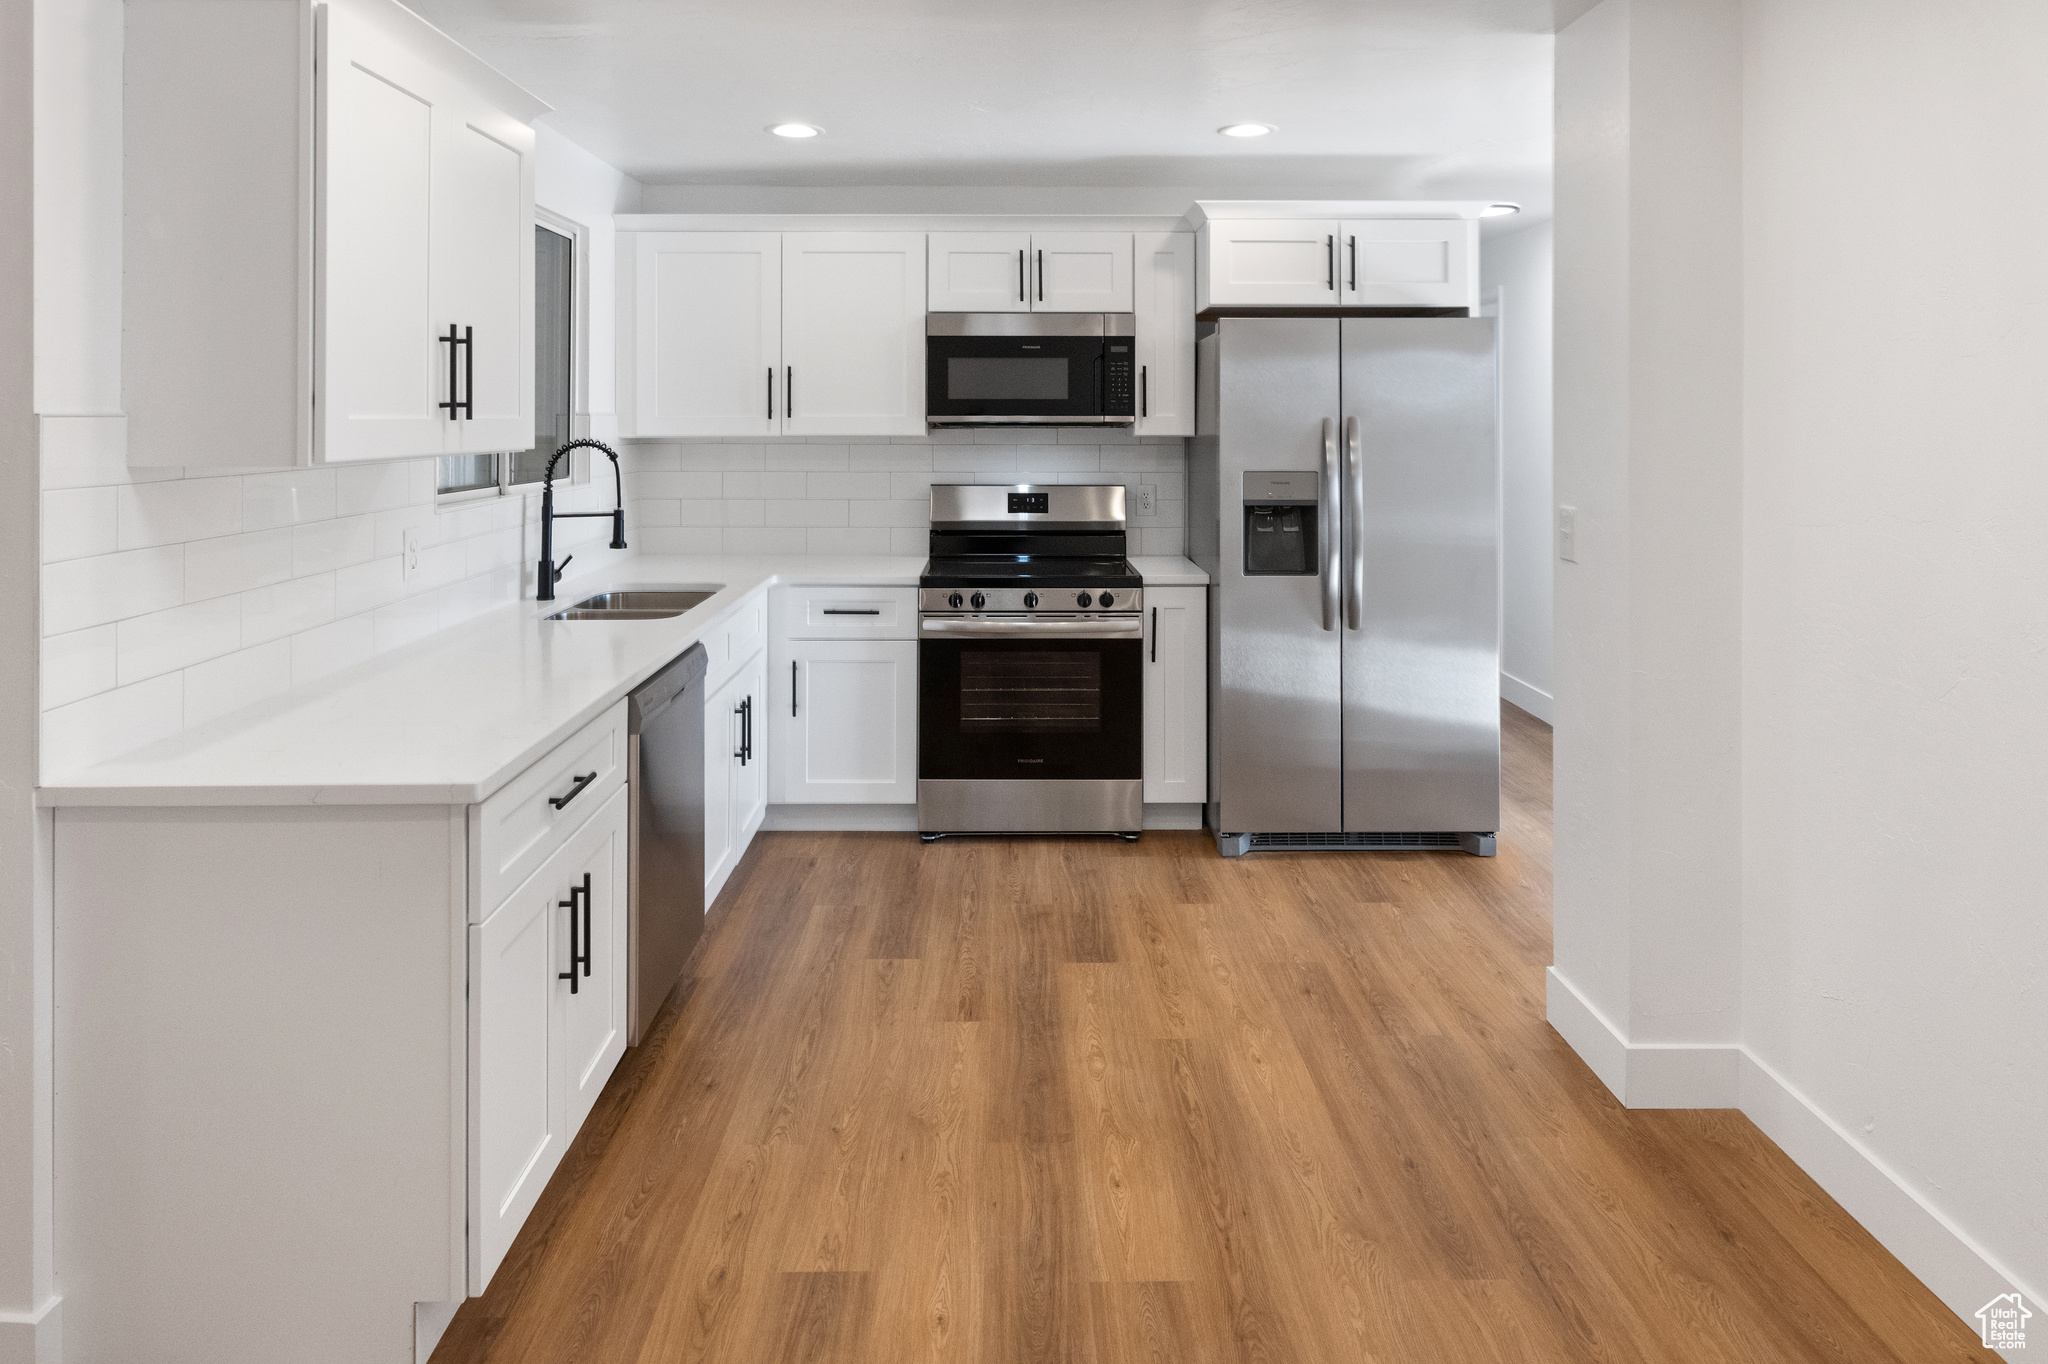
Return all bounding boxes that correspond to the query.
[1190,316,1500,857]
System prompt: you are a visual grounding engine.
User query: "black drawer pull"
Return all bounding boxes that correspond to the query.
[548,771,597,810]
[558,875,592,993]
[821,608,880,615]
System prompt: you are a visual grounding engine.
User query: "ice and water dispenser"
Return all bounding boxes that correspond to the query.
[1242,471,1320,575]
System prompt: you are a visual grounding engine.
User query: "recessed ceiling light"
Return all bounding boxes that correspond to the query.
[1479,202,1522,217]
[769,122,822,138]
[1218,123,1275,138]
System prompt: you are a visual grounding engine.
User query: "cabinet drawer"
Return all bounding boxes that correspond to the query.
[776,586,917,639]
[705,591,767,690]
[473,701,627,918]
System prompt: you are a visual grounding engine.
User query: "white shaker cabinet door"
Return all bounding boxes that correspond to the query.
[559,786,628,1138]
[631,232,782,437]
[703,666,742,900]
[731,653,770,848]
[469,853,566,1291]
[781,233,927,435]
[927,232,1032,312]
[1142,586,1208,803]
[780,640,918,803]
[1197,219,1342,310]
[317,2,448,462]
[435,87,535,455]
[1033,232,1132,313]
[1340,218,1475,309]
[1133,232,1195,437]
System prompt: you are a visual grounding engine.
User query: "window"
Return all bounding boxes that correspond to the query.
[436,222,580,498]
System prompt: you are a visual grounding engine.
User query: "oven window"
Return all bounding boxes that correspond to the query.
[961,650,1100,732]
[947,356,1069,401]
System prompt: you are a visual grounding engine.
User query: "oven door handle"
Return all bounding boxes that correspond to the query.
[920,617,1143,639]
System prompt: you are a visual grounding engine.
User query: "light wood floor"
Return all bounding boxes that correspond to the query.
[434,704,1979,1363]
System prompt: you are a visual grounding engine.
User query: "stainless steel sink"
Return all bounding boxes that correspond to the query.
[544,587,720,621]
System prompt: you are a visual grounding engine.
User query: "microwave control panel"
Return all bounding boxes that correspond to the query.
[1103,343,1136,417]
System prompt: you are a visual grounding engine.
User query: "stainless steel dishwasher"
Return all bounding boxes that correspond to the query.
[627,643,707,1046]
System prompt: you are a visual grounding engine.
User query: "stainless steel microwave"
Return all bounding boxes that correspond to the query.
[925,313,1136,427]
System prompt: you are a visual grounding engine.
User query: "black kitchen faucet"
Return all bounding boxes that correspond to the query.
[536,438,627,601]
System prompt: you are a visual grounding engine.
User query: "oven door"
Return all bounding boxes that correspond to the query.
[926,333,1106,423]
[918,619,1143,781]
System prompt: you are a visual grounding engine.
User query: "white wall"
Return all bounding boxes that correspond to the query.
[1741,0,2047,1323]
[1549,0,2044,1340]
[1482,219,1555,720]
[626,432,1189,559]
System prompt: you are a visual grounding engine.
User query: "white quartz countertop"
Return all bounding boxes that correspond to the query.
[42,553,1206,808]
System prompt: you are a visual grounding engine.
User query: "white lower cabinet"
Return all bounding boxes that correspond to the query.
[1143,587,1208,803]
[776,639,919,803]
[470,783,627,1290]
[705,650,769,905]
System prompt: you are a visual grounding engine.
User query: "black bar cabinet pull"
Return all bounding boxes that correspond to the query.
[1348,235,1358,291]
[1018,248,1026,302]
[1326,236,1336,291]
[1140,366,1148,418]
[821,608,880,615]
[548,771,597,809]
[461,325,473,417]
[1151,606,1158,663]
[1037,249,1044,301]
[558,879,582,993]
[744,696,753,762]
[580,874,592,979]
[767,368,774,420]
[785,366,792,419]
[438,325,461,418]
[735,696,750,765]
[791,660,798,716]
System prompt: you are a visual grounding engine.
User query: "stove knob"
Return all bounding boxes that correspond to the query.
[1023,592,1039,609]
[970,592,986,610]
[1098,591,1115,608]
[1076,592,1093,608]
[947,592,963,609]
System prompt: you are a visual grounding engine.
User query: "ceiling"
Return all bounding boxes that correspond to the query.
[411,0,1558,218]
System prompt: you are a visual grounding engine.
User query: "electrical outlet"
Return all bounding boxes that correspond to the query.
[1557,506,1578,563]
[1135,484,1158,517]
[402,527,422,581]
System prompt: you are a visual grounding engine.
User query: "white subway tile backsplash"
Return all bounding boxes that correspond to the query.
[240,573,336,647]
[464,527,523,576]
[43,674,186,776]
[333,460,415,516]
[44,545,183,632]
[291,514,378,577]
[806,471,891,500]
[115,477,243,549]
[333,556,408,618]
[764,445,847,472]
[891,472,939,501]
[41,625,118,710]
[848,446,936,471]
[244,468,337,530]
[116,597,243,685]
[633,471,723,501]
[806,527,891,555]
[41,487,119,562]
[290,614,378,686]
[723,527,808,555]
[889,527,927,555]
[721,500,765,527]
[722,471,805,499]
[764,500,848,527]
[183,640,294,729]
[637,526,723,556]
[184,527,294,602]
[847,499,930,528]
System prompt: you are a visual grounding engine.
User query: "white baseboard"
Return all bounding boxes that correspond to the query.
[0,1295,62,1364]
[1547,966,2037,1357]
[759,804,1207,833]
[1500,669,1553,723]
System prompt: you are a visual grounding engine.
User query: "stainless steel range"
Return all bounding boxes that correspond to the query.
[917,485,1144,840]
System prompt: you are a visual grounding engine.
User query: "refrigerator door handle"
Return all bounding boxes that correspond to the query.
[1320,417,1339,631]
[1344,415,1364,630]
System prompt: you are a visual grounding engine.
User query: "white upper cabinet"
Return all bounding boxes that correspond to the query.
[1133,232,1195,436]
[629,232,782,438]
[1198,219,1343,308]
[927,232,1132,312]
[1034,232,1133,312]
[124,0,545,468]
[1196,212,1478,312]
[1340,219,1475,308]
[781,233,927,436]
[927,232,1033,312]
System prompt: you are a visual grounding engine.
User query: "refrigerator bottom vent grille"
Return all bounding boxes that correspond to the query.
[1249,831,1464,850]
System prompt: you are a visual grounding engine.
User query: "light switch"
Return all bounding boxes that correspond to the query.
[1557,506,1577,563]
